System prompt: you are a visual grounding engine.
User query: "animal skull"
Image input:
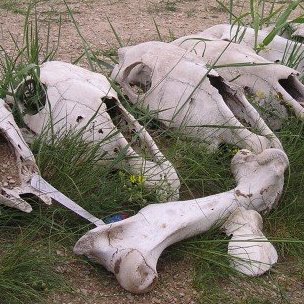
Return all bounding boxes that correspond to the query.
[0,98,51,212]
[111,41,281,152]
[172,37,304,130]
[14,61,180,201]
[200,24,304,74]
[74,148,288,294]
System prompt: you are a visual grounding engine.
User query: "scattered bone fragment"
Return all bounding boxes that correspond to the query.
[172,36,304,130]
[200,24,304,73]
[111,41,281,152]
[223,207,278,276]
[0,98,52,212]
[74,148,288,294]
[14,61,180,201]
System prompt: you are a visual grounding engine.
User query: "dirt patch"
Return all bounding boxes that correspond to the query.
[48,254,199,304]
[0,133,21,189]
[0,0,233,63]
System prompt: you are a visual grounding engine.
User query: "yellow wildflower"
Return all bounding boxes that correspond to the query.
[129,175,137,184]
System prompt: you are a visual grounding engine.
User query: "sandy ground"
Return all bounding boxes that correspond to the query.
[0,0,234,63]
[0,1,304,303]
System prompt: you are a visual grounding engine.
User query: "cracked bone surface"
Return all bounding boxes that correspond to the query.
[0,99,51,212]
[172,37,304,130]
[15,61,179,201]
[200,24,304,73]
[111,41,281,152]
[223,207,278,276]
[74,148,288,294]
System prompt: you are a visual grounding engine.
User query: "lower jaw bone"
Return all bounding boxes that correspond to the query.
[74,148,288,294]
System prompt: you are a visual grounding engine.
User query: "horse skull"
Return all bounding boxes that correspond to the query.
[0,98,51,212]
[14,61,180,201]
[111,41,281,152]
[172,37,304,130]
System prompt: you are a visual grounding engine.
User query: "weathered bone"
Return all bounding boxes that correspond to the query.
[0,98,51,212]
[111,41,281,152]
[291,24,304,41]
[14,61,180,201]
[172,37,304,130]
[200,24,304,73]
[263,23,304,41]
[74,148,288,294]
[223,207,278,276]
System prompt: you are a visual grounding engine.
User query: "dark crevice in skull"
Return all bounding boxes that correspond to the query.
[16,78,47,115]
[127,64,152,95]
[279,75,304,107]
[102,97,152,159]
[0,133,21,188]
[207,75,259,131]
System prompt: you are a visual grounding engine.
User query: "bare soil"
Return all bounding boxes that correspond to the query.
[0,1,304,303]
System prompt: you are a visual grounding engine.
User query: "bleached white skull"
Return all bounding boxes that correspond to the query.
[200,24,304,74]
[74,148,288,293]
[111,41,281,152]
[0,98,51,212]
[172,36,304,130]
[14,61,180,201]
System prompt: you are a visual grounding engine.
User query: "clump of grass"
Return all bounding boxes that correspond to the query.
[0,222,65,304]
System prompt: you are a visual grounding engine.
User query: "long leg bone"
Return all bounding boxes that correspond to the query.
[199,24,304,73]
[172,37,304,130]
[0,99,51,212]
[74,148,288,294]
[14,61,180,201]
[111,41,281,152]
[223,207,278,276]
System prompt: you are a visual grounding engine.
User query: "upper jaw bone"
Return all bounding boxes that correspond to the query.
[14,61,180,201]
[111,41,281,153]
[172,37,304,130]
[74,148,288,294]
[0,99,52,213]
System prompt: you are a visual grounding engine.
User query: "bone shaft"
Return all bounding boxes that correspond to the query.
[139,190,237,252]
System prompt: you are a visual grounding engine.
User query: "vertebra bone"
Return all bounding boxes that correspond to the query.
[111,41,281,152]
[14,61,180,201]
[0,98,51,212]
[74,148,288,294]
[172,37,304,130]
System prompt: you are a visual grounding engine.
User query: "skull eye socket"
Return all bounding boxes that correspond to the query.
[127,63,152,94]
[16,78,47,115]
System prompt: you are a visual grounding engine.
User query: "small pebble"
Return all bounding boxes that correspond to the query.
[3,182,8,187]
[8,179,15,184]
